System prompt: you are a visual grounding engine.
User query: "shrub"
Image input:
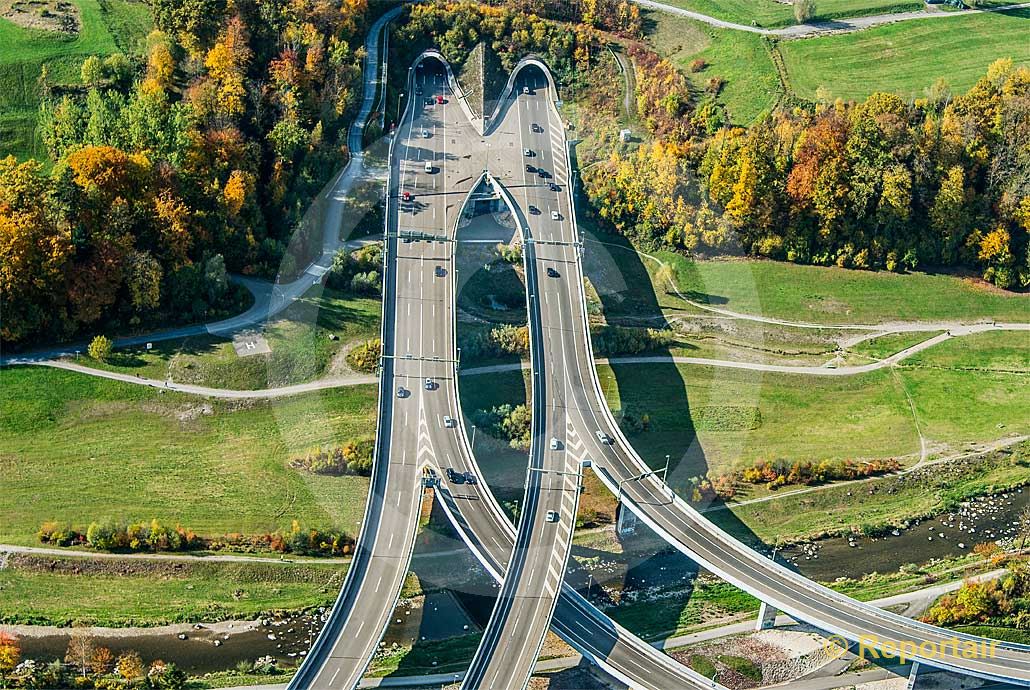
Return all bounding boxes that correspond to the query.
[591,325,674,355]
[289,439,374,476]
[489,324,529,355]
[794,0,816,23]
[0,632,20,674]
[689,58,707,73]
[37,521,81,547]
[347,338,381,373]
[87,335,113,362]
[737,457,900,488]
[327,244,384,293]
[496,242,522,264]
[706,77,725,95]
[472,404,532,450]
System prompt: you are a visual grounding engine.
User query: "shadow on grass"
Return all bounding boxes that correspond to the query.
[579,196,768,638]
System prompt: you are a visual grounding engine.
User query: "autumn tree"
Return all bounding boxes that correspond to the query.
[0,157,73,342]
[205,16,252,119]
[90,646,114,676]
[0,631,20,675]
[116,651,145,681]
[88,335,114,361]
[65,627,96,677]
[142,32,176,96]
[794,0,816,23]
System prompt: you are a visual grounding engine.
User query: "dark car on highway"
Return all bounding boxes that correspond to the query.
[446,468,465,484]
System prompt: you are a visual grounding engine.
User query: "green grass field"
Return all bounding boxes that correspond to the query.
[656,253,1030,325]
[74,287,382,389]
[904,330,1030,372]
[0,366,377,546]
[0,0,151,159]
[654,0,922,28]
[779,9,1030,103]
[641,11,781,125]
[600,350,1028,480]
[846,331,943,361]
[0,558,342,626]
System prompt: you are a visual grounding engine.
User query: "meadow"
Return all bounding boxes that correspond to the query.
[0,366,377,546]
[0,0,151,159]
[641,6,1030,126]
[779,8,1030,102]
[653,252,1030,325]
[459,327,1028,528]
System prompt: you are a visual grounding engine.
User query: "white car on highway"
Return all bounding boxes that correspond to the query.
[550,210,560,221]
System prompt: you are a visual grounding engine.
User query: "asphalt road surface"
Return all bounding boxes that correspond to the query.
[288,60,485,690]
[459,69,588,690]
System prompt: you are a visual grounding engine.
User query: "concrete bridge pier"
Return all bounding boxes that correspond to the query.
[615,502,638,536]
[906,661,923,690]
[755,601,779,630]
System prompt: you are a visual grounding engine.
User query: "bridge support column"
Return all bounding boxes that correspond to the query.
[906,661,923,690]
[755,601,778,630]
[615,502,637,536]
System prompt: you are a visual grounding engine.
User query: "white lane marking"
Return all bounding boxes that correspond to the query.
[329,668,341,686]
[375,576,382,593]
[354,620,365,638]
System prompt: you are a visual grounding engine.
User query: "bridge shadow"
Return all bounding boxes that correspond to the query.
[577,198,770,641]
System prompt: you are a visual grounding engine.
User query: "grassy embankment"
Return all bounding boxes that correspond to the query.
[462,338,1027,494]
[0,0,151,160]
[719,441,1030,545]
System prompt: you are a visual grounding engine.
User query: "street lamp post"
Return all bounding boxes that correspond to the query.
[470,424,477,451]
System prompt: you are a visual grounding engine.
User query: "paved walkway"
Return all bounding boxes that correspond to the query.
[0,543,470,567]
[632,0,1030,36]
[36,360,376,399]
[21,316,1026,400]
[463,321,1029,377]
